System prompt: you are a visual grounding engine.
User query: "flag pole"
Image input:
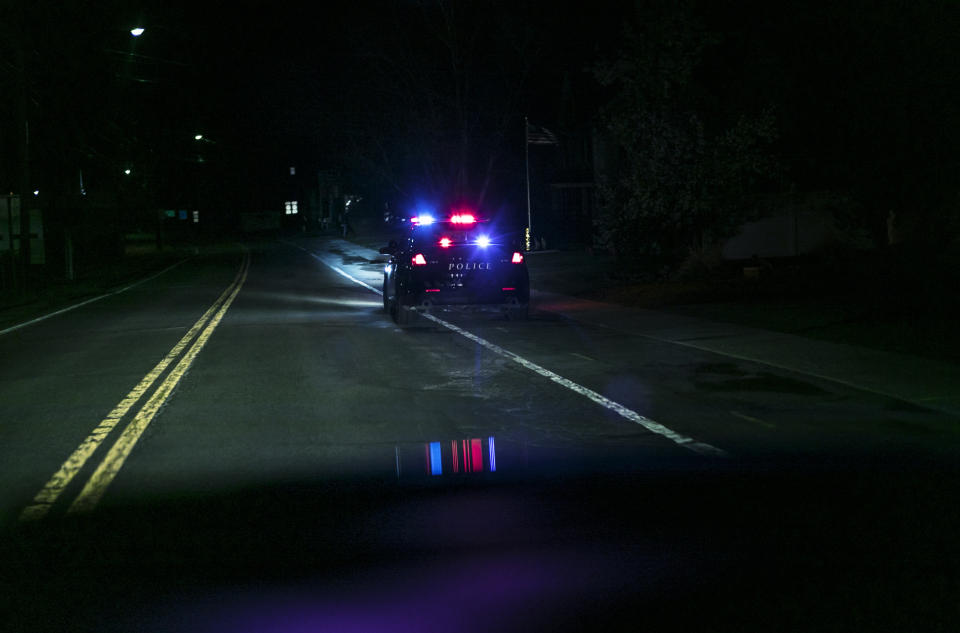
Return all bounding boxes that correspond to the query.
[524,116,532,251]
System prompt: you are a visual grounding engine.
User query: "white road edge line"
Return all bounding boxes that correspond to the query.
[0,259,188,336]
[331,265,382,294]
[300,244,727,458]
[420,312,728,457]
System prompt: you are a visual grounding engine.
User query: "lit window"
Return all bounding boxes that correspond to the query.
[285,201,298,215]
[289,166,296,176]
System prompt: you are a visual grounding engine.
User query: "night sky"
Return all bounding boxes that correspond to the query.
[2,1,958,240]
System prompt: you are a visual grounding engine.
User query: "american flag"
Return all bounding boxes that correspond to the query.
[526,122,559,145]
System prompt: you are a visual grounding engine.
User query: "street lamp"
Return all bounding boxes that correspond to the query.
[130,27,145,37]
[124,168,131,175]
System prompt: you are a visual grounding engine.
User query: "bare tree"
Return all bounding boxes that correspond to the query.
[337,0,543,211]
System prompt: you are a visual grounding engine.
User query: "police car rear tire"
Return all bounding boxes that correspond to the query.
[506,303,529,321]
[382,276,390,313]
[396,298,413,326]
[391,279,413,326]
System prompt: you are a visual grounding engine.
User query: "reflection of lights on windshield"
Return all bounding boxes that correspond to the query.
[452,439,483,473]
[428,442,442,476]
[469,439,482,472]
[476,235,491,248]
[421,437,497,476]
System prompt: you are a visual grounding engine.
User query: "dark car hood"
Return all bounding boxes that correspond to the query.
[4,439,959,632]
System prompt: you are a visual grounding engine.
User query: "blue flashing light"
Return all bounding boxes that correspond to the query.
[488,436,496,472]
[476,235,491,248]
[429,442,443,476]
[411,214,435,226]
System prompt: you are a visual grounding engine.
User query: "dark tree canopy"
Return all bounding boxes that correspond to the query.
[2,0,958,268]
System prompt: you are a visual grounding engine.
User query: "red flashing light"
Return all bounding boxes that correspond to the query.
[450,213,476,225]
[425,288,440,292]
[412,253,427,266]
[502,287,516,291]
[439,237,452,248]
[511,252,524,264]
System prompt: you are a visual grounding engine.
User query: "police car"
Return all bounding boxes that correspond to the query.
[380,211,529,325]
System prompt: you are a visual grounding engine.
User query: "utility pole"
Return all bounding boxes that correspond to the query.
[14,8,32,290]
[524,117,532,251]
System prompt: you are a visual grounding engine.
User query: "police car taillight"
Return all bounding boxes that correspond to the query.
[439,237,452,248]
[412,253,427,266]
[511,252,524,264]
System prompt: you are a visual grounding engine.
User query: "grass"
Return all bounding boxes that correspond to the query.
[0,248,189,331]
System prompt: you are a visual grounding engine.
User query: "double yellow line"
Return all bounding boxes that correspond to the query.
[20,253,250,521]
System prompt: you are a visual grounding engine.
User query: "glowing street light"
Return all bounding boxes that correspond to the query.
[124,168,131,175]
[194,134,203,141]
[130,27,145,37]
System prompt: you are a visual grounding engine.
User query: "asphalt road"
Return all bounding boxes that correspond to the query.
[2,238,959,632]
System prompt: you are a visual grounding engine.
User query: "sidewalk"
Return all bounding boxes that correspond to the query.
[337,234,960,418]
